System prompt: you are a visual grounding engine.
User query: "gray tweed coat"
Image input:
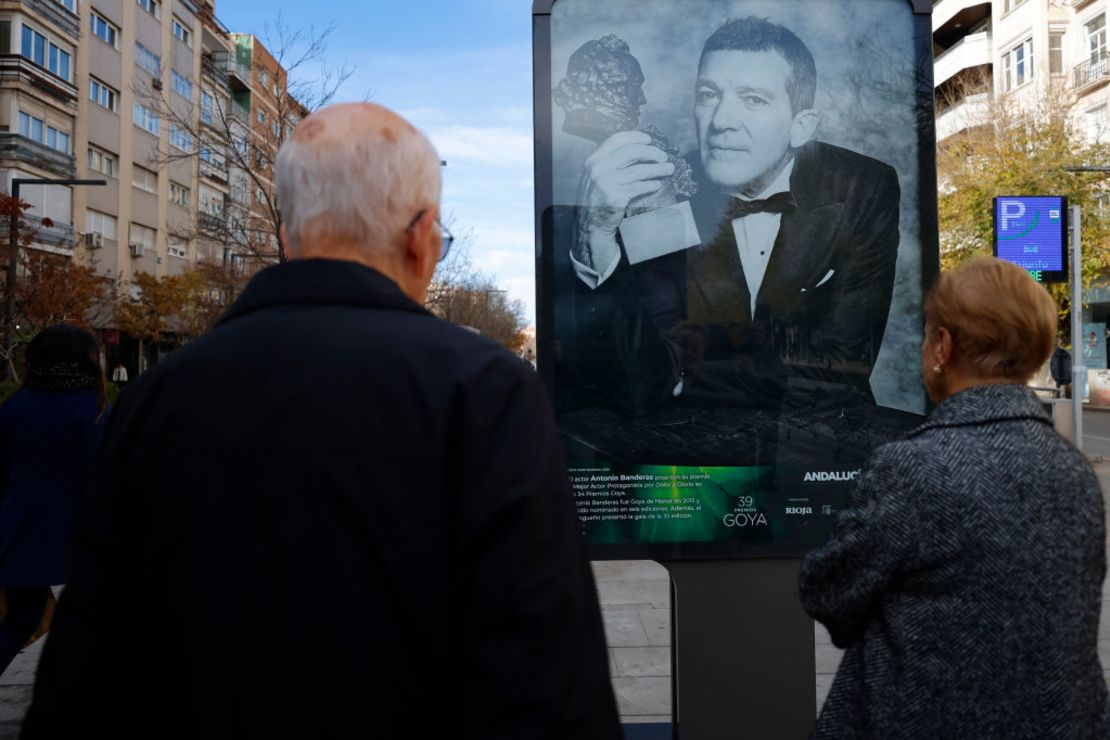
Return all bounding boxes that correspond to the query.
[800,384,1109,739]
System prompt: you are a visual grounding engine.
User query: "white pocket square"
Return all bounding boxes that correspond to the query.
[801,269,836,292]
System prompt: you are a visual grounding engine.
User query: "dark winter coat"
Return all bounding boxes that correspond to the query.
[800,383,1109,739]
[0,388,103,585]
[22,258,620,740]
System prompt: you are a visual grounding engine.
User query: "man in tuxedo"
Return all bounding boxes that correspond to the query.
[569,17,900,412]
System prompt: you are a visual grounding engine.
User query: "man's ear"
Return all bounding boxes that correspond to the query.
[789,109,820,148]
[403,208,439,288]
[279,223,293,258]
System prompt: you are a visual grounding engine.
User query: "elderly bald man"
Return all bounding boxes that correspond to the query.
[22,104,621,740]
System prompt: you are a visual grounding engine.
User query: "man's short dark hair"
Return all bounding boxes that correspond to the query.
[700,17,817,114]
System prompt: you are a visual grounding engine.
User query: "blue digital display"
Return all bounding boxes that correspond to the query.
[993,196,1067,283]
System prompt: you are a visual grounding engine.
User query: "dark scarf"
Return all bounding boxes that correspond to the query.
[24,362,97,393]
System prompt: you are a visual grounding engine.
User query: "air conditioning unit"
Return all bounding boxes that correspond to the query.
[129,243,144,258]
[151,78,163,90]
[83,232,102,249]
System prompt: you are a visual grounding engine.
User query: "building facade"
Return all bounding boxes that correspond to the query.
[0,0,300,372]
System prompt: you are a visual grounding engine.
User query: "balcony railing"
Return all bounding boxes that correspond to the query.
[21,0,80,41]
[198,211,225,234]
[0,213,78,250]
[1074,55,1110,92]
[200,158,228,182]
[229,102,250,124]
[201,52,229,87]
[212,51,250,88]
[0,133,76,178]
[0,55,78,104]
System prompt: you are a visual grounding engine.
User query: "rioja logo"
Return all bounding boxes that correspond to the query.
[785,507,813,515]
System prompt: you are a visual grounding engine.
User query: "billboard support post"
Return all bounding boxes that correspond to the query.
[1072,205,1083,452]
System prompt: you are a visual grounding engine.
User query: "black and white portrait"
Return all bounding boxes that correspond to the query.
[539,0,936,554]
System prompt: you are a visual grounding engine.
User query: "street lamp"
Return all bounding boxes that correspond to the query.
[6,177,107,376]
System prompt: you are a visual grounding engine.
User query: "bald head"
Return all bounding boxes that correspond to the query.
[276,103,441,264]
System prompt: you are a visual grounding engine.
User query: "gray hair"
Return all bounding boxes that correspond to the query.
[275,122,441,254]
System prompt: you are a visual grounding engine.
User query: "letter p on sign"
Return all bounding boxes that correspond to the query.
[1001,200,1026,231]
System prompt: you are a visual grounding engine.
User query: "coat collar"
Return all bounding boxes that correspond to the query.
[907,383,1051,437]
[217,258,429,327]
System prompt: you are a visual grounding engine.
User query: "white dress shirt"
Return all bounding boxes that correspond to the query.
[730,160,794,315]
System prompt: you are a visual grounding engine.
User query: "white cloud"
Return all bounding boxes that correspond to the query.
[430,126,534,168]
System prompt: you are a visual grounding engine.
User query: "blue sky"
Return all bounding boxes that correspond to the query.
[219,0,537,321]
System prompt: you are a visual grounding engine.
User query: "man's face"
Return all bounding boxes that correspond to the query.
[695,50,802,194]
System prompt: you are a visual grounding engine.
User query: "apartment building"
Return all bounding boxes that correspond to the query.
[934,0,1110,141]
[0,0,300,332]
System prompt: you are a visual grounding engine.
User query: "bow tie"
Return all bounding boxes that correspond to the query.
[728,191,797,218]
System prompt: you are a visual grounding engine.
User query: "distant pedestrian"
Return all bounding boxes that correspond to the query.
[1050,339,1072,396]
[0,325,106,677]
[800,257,1109,738]
[110,362,128,386]
[23,103,620,740]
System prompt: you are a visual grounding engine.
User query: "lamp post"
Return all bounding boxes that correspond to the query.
[6,177,107,378]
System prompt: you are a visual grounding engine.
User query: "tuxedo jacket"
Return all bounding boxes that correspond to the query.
[627,140,901,410]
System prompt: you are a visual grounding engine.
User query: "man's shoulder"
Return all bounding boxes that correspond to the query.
[796,140,897,181]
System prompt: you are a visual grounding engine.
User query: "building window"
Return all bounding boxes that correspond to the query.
[1050,32,1065,76]
[85,210,117,240]
[45,127,70,154]
[135,41,160,77]
[257,109,265,124]
[87,147,118,177]
[133,101,159,134]
[254,187,266,205]
[1088,15,1107,67]
[89,12,118,47]
[272,120,280,138]
[1003,0,1027,12]
[259,69,269,87]
[132,165,157,194]
[171,70,193,100]
[137,0,160,19]
[199,184,224,216]
[172,18,191,47]
[1003,38,1033,91]
[168,237,187,258]
[130,223,155,251]
[52,0,76,12]
[18,112,68,154]
[1087,104,1107,143]
[200,91,214,125]
[21,25,71,81]
[89,78,119,112]
[169,126,192,152]
[170,182,191,207]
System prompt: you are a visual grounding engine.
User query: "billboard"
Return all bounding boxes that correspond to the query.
[993,196,1068,284]
[534,0,939,559]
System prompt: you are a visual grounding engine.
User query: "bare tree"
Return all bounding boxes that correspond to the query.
[136,14,356,267]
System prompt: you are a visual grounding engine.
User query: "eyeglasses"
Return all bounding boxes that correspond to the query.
[406,210,455,263]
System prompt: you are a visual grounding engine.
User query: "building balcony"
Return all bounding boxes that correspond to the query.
[0,55,77,105]
[201,52,229,88]
[936,92,990,140]
[1074,56,1110,94]
[1,0,81,41]
[0,133,76,178]
[229,102,250,124]
[198,211,224,234]
[212,51,250,89]
[935,31,991,87]
[0,213,78,250]
[933,0,991,48]
[200,157,228,182]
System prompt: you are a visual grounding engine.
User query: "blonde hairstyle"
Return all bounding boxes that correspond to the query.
[275,111,441,254]
[924,257,1057,382]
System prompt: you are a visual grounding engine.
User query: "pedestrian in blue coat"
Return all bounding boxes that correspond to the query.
[0,325,106,675]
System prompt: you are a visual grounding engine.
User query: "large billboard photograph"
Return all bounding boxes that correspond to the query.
[535,0,939,558]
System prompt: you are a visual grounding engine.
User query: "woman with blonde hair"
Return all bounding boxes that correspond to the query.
[801,257,1109,738]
